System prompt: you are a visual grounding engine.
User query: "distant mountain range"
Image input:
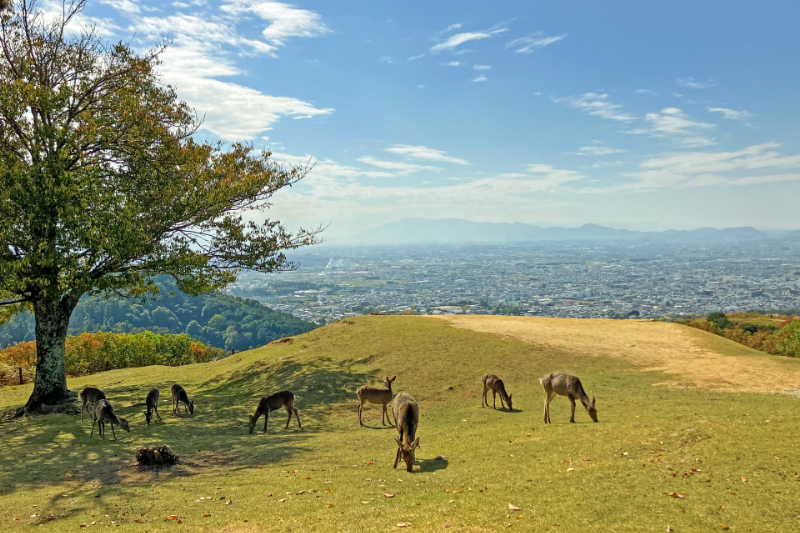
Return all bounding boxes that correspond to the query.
[353,218,790,244]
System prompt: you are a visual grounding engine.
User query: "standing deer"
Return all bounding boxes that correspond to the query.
[248,390,301,434]
[90,399,130,440]
[356,375,396,427]
[79,387,106,423]
[144,389,162,425]
[391,392,420,472]
[171,384,194,415]
[481,374,513,410]
[540,372,598,424]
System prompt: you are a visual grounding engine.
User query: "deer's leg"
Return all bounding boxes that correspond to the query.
[382,404,389,426]
[155,406,162,421]
[568,395,576,423]
[90,418,96,437]
[492,390,497,409]
[357,400,363,426]
[393,446,401,469]
[111,422,117,441]
[264,411,269,433]
[481,386,486,407]
[293,408,302,429]
[81,404,85,423]
[285,407,293,429]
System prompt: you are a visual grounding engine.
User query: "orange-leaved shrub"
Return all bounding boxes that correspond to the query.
[0,331,224,382]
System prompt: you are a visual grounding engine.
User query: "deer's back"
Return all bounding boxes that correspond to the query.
[261,390,294,412]
[146,389,159,407]
[357,384,391,402]
[391,392,419,435]
[171,384,187,400]
[543,372,583,396]
[81,387,105,404]
[94,399,114,421]
[483,374,505,391]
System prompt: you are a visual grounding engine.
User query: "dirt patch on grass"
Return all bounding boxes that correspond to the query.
[431,315,800,394]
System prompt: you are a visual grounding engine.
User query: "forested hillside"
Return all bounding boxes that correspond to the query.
[0,279,315,352]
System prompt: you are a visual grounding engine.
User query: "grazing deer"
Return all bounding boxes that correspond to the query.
[540,372,598,424]
[391,392,420,472]
[144,389,162,425]
[90,399,130,440]
[248,390,301,434]
[171,384,194,415]
[481,374,513,410]
[356,375,396,427]
[79,387,106,423]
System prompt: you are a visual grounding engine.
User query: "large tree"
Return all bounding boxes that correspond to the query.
[0,0,320,411]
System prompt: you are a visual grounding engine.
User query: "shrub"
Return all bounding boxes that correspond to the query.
[707,312,732,330]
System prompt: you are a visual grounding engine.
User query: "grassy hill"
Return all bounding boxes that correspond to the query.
[1,316,799,532]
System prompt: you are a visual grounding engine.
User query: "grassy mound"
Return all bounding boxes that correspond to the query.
[1,316,799,532]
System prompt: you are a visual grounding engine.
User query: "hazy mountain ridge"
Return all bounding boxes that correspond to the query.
[354,218,775,244]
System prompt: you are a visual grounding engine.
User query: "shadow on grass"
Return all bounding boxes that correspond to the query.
[0,355,377,496]
[417,457,449,473]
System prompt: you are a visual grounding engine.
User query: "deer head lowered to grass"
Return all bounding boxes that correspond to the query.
[540,372,597,424]
[481,374,513,410]
[248,390,301,434]
[391,392,420,473]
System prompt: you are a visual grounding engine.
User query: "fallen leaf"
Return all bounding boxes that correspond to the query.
[720,526,729,530]
[582,458,591,462]
[326,489,334,493]
[267,493,273,497]
[454,490,464,494]
[445,524,452,529]
[361,501,369,505]
[567,468,575,472]
[286,492,293,496]
[258,465,262,469]
[741,477,747,483]
[367,461,373,465]
[444,489,452,493]
[30,514,39,518]
[279,499,286,503]
[625,491,630,495]
[305,477,311,480]
[384,493,397,498]
[508,503,522,511]
[134,519,141,523]
[168,515,179,520]
[667,527,673,532]
[80,525,87,528]
[730,492,737,496]
[328,504,334,508]
[226,500,232,506]
[296,491,306,496]
[666,492,684,499]
[308,489,316,494]
[178,519,183,524]
[203,514,211,518]
[397,523,410,528]
[691,468,702,473]
[719,505,725,510]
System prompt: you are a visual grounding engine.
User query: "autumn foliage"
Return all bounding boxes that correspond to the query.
[682,313,800,358]
[0,332,223,385]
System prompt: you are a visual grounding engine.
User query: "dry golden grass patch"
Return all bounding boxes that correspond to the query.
[432,315,800,393]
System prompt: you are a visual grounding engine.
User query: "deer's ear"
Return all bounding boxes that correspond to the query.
[412,437,420,450]
[591,396,596,407]
[508,394,512,400]
[395,438,403,448]
[391,376,396,382]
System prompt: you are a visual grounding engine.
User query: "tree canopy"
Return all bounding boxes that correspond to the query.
[0,0,320,410]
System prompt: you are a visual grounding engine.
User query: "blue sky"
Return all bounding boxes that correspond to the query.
[60,0,800,240]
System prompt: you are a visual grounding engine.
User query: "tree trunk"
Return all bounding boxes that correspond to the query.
[24,296,77,411]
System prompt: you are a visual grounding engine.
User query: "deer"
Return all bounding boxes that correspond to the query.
[90,399,130,440]
[171,384,194,415]
[481,374,513,410]
[144,389,162,425]
[79,387,106,423]
[391,392,420,472]
[356,375,396,427]
[540,372,598,424]
[248,390,301,434]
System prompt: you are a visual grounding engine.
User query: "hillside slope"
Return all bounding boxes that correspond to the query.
[1,316,799,532]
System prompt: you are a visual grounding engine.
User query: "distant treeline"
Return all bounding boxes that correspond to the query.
[682,312,800,358]
[0,331,223,386]
[0,279,315,352]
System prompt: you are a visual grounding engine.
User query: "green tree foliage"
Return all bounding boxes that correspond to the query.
[0,278,315,351]
[706,312,732,329]
[0,1,320,410]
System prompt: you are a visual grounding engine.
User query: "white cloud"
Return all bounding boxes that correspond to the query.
[635,89,656,95]
[99,0,141,14]
[613,143,800,191]
[472,75,487,82]
[380,56,395,64]
[473,64,491,70]
[386,145,469,165]
[441,61,462,67]
[708,107,751,121]
[554,93,636,122]
[506,32,566,53]
[407,54,425,61]
[575,145,624,156]
[221,0,329,46]
[356,156,439,174]
[627,108,715,147]
[40,0,119,36]
[443,23,462,33]
[430,28,508,53]
[677,77,715,89]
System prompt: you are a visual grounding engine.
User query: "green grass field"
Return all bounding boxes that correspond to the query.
[1,315,799,532]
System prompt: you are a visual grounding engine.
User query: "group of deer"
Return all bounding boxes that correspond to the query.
[353,371,597,473]
[79,383,195,440]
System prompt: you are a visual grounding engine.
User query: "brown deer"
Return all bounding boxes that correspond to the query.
[540,372,597,424]
[481,374,513,410]
[171,384,194,415]
[79,387,106,423]
[248,390,301,434]
[90,399,130,440]
[144,389,162,425]
[391,392,420,472]
[356,375,396,427]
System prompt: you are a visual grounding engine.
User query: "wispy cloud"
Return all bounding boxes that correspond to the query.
[554,93,636,122]
[708,107,752,120]
[473,64,491,71]
[627,108,715,147]
[574,144,624,156]
[430,28,508,53]
[380,56,395,64]
[635,89,656,95]
[443,23,462,33]
[677,77,715,89]
[99,0,141,14]
[386,145,469,165]
[506,32,566,53]
[440,61,463,67]
[472,75,487,82]
[221,0,330,46]
[357,156,439,175]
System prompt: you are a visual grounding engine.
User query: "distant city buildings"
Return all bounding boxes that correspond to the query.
[226,241,800,323]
